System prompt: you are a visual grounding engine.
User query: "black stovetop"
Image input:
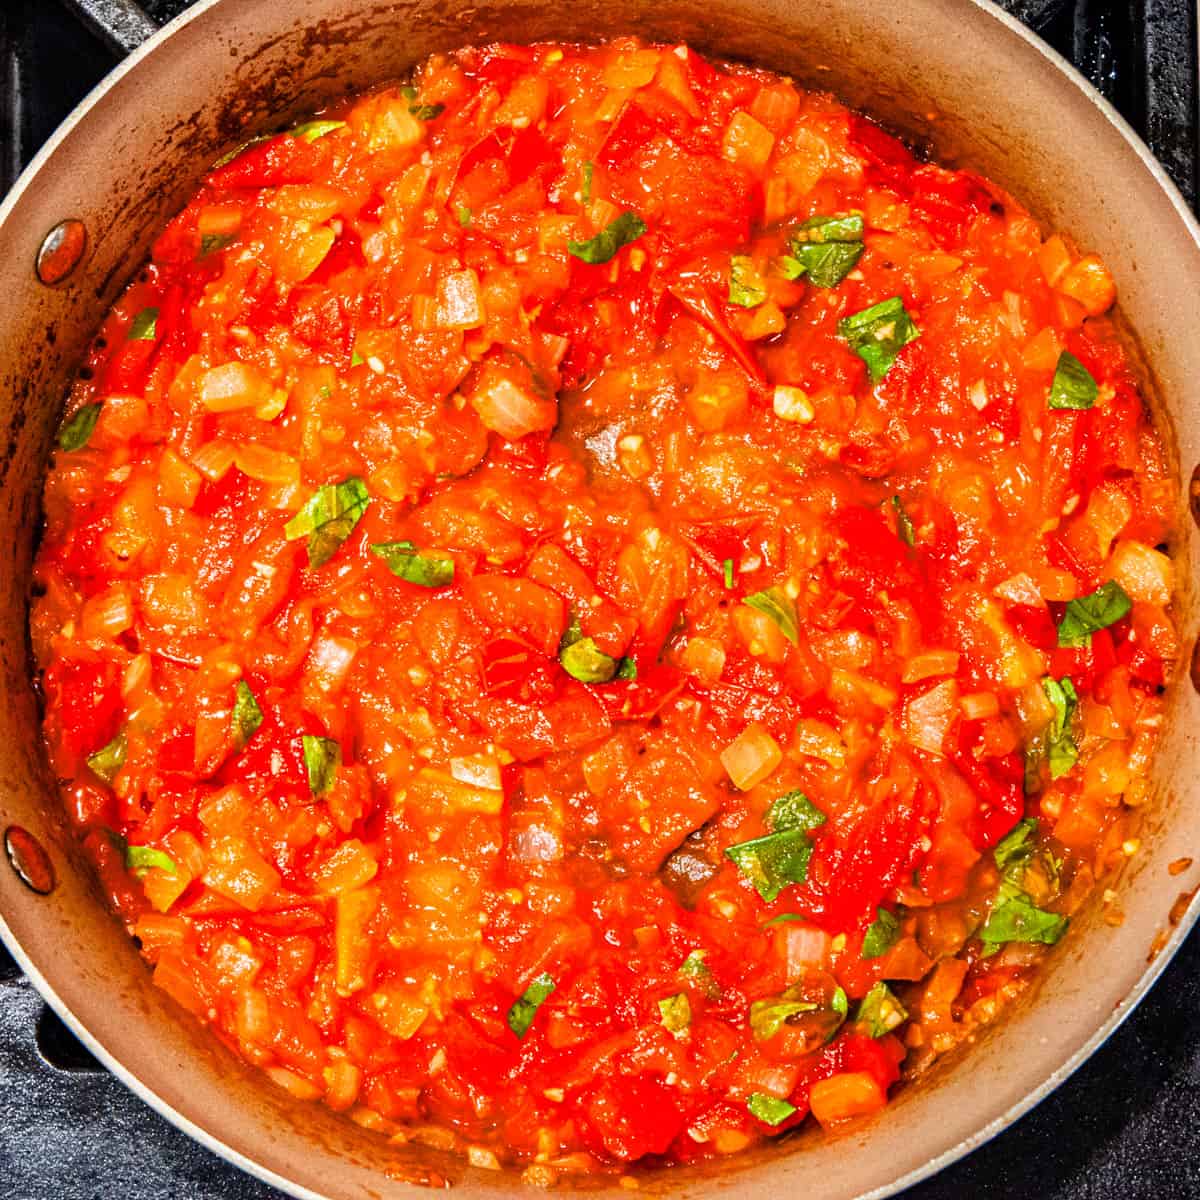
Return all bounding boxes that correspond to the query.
[2,1,1198,1197]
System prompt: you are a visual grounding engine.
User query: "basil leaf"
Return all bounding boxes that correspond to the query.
[767,789,825,834]
[560,635,618,684]
[788,212,865,288]
[838,296,920,383]
[742,587,798,644]
[58,404,102,452]
[291,119,346,142]
[125,844,177,877]
[507,971,555,1038]
[855,981,907,1038]
[749,992,818,1041]
[581,161,594,204]
[1056,581,1131,648]
[409,102,444,121]
[891,495,915,546]
[994,818,1038,876]
[1047,351,1097,411]
[831,985,849,1019]
[680,949,719,998]
[747,1093,796,1126]
[199,231,237,259]
[350,349,365,367]
[285,477,370,568]
[657,992,691,1034]
[567,211,646,264]
[87,732,127,785]
[615,656,638,681]
[797,212,865,244]
[456,205,472,227]
[861,907,900,960]
[723,558,735,589]
[1042,676,1079,779]
[728,254,767,308]
[763,913,807,926]
[799,241,864,288]
[774,254,806,280]
[302,734,340,798]
[370,540,454,588]
[128,307,159,341]
[726,829,813,902]
[979,891,1068,954]
[231,680,264,748]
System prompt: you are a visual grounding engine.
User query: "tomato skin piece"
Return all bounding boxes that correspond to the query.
[43,656,123,766]
[951,720,1025,851]
[205,134,323,191]
[579,1074,686,1162]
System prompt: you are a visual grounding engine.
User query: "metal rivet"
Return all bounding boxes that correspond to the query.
[4,825,56,895]
[1191,636,1200,696]
[36,219,88,286]
[1190,464,1200,529]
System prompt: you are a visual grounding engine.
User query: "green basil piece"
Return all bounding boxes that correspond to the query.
[199,231,237,259]
[125,844,178,877]
[507,971,555,1038]
[350,349,365,367]
[456,205,472,227]
[285,477,370,568]
[747,1093,796,1126]
[615,656,638,681]
[87,732,127,785]
[979,890,1068,954]
[560,635,618,684]
[763,913,807,926]
[370,540,455,588]
[831,985,849,1019]
[774,254,807,281]
[291,119,346,142]
[302,734,340,798]
[767,789,825,834]
[1056,581,1132,648]
[861,907,900,960]
[1047,350,1098,411]
[1043,676,1079,779]
[726,829,813,902]
[581,160,594,204]
[658,992,692,1034]
[723,558,735,590]
[128,307,159,341]
[58,403,102,452]
[567,211,647,264]
[838,296,920,383]
[798,241,865,288]
[749,992,819,1041]
[231,680,264,748]
[993,818,1038,876]
[891,495,915,546]
[855,981,907,1038]
[728,254,767,308]
[797,212,865,244]
[409,102,444,121]
[742,587,798,645]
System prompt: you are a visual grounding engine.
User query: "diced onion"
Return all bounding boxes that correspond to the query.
[720,722,783,791]
[903,679,960,755]
[781,923,830,981]
[307,634,359,691]
[189,440,237,482]
[1106,539,1173,606]
[449,754,503,791]
[901,649,960,684]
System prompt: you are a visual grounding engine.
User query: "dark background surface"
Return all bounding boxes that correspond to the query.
[1,0,1199,1197]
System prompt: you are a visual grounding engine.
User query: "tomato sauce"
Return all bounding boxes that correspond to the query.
[32,38,1177,1177]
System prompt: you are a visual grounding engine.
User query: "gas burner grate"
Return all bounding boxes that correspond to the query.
[0,2,1198,1198]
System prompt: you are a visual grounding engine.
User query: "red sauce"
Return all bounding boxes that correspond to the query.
[32,39,1176,1176]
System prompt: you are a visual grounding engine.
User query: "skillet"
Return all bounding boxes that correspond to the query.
[1,1,1199,1196]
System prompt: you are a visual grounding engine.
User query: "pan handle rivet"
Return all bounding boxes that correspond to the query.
[4,825,56,895]
[36,220,88,286]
